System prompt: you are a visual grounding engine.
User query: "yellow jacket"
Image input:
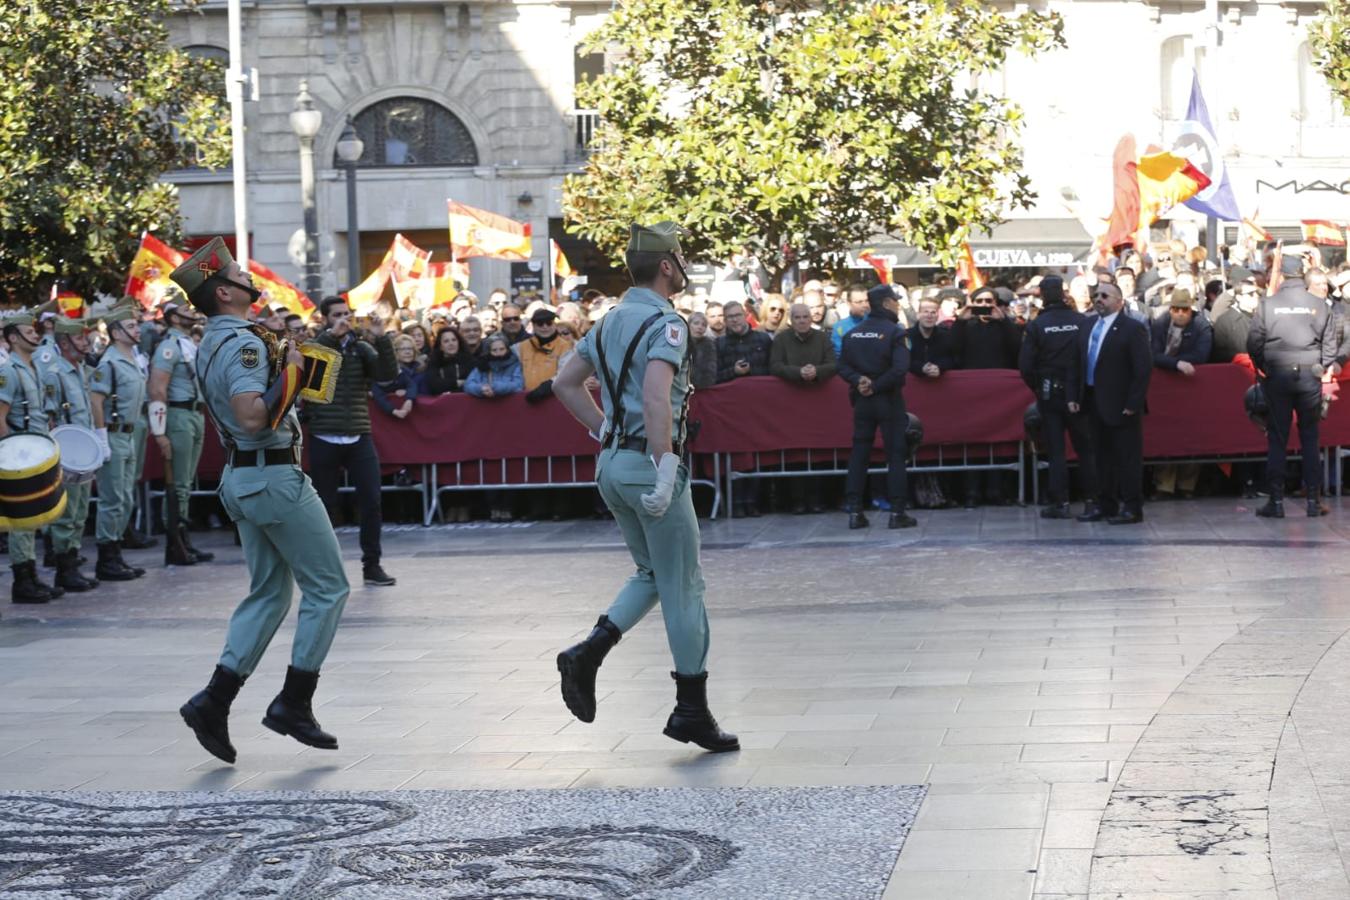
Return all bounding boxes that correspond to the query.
[517,333,575,391]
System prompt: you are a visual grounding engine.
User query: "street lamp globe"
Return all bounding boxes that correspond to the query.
[336,120,364,165]
[290,80,323,140]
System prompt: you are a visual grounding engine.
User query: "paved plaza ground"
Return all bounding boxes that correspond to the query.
[3,497,1350,897]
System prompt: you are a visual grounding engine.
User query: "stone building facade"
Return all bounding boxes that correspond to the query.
[166,0,1350,293]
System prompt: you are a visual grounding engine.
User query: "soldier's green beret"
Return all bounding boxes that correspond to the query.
[53,315,90,335]
[627,221,687,256]
[98,299,139,324]
[170,236,234,296]
[0,309,34,328]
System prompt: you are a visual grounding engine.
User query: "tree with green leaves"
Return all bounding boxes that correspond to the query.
[0,0,229,302]
[563,0,1064,288]
[1311,0,1350,114]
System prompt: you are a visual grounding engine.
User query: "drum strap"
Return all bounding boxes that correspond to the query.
[17,363,33,433]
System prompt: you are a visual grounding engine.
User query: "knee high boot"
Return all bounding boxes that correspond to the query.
[556,615,621,723]
[180,665,245,764]
[262,666,338,750]
[663,671,740,753]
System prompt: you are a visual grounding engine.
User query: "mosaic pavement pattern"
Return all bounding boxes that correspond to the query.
[0,785,924,899]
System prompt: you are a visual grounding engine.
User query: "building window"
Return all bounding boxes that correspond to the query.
[173,45,230,172]
[1299,41,1343,126]
[1160,35,1193,121]
[342,97,478,168]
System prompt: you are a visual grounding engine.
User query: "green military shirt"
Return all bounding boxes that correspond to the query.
[196,315,299,452]
[90,345,146,426]
[575,287,691,444]
[41,355,93,429]
[151,327,200,403]
[33,334,59,375]
[0,355,49,434]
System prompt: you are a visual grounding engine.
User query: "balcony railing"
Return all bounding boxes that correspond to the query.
[568,109,600,164]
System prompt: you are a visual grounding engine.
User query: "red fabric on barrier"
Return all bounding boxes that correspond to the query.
[136,365,1350,486]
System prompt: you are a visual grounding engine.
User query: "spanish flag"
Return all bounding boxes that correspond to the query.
[551,239,575,281]
[347,247,393,313]
[1302,220,1347,246]
[125,232,187,308]
[955,242,985,292]
[247,260,313,317]
[400,261,466,310]
[857,249,892,285]
[1099,138,1211,254]
[51,285,83,318]
[448,200,532,261]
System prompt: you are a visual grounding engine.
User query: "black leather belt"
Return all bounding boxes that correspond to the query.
[228,447,300,468]
[616,436,684,457]
[168,400,202,411]
[1271,363,1321,374]
[107,423,135,434]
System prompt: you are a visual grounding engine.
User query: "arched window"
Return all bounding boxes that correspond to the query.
[1160,35,1193,120]
[342,97,478,168]
[183,44,229,67]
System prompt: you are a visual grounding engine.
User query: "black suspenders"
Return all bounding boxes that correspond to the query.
[594,311,665,447]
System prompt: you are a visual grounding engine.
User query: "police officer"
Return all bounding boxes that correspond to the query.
[90,300,148,582]
[148,297,213,565]
[1018,275,1098,519]
[838,284,917,530]
[551,221,738,754]
[42,314,100,592]
[1247,254,1339,518]
[0,310,65,603]
[171,237,350,765]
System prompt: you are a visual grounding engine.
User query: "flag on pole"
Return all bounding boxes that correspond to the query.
[1302,220,1348,246]
[551,240,575,280]
[856,249,892,284]
[1241,213,1272,244]
[1179,71,1242,222]
[400,262,466,310]
[955,242,986,291]
[390,233,431,281]
[1099,139,1211,256]
[347,248,393,313]
[247,260,314,316]
[125,232,187,309]
[447,200,532,260]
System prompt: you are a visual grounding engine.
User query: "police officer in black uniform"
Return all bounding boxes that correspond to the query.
[1018,275,1098,519]
[838,284,917,530]
[1247,254,1338,518]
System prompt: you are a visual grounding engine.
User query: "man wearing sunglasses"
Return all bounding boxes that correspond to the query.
[1079,281,1152,524]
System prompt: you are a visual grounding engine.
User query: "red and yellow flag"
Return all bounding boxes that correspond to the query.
[51,286,83,319]
[448,200,532,261]
[347,248,393,312]
[956,242,985,292]
[551,239,575,280]
[125,232,187,309]
[1099,138,1211,255]
[857,249,892,285]
[1302,220,1347,246]
[400,261,467,310]
[247,259,313,317]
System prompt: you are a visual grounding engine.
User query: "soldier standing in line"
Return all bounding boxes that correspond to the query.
[89,300,148,582]
[552,221,739,754]
[41,314,100,592]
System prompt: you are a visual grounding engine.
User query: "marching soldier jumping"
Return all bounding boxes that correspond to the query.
[90,300,147,582]
[41,314,100,592]
[552,221,738,753]
[148,295,213,565]
[0,310,65,603]
[171,238,350,765]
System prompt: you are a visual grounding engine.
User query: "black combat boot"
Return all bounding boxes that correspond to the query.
[1256,497,1285,519]
[122,524,157,549]
[1308,492,1330,517]
[662,671,740,753]
[11,562,53,604]
[54,548,98,593]
[888,510,918,529]
[96,542,139,581]
[180,527,214,562]
[556,615,622,723]
[847,511,870,529]
[262,666,338,749]
[164,529,198,567]
[180,665,245,764]
[115,542,145,578]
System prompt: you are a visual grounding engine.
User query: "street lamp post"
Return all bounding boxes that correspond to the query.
[336,119,365,290]
[290,81,323,300]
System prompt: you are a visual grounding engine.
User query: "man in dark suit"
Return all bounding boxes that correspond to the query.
[1078,282,1152,524]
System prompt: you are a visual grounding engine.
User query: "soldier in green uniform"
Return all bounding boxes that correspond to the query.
[148,296,213,565]
[171,237,350,765]
[90,300,147,582]
[122,303,158,552]
[41,314,100,592]
[552,221,738,753]
[0,310,66,603]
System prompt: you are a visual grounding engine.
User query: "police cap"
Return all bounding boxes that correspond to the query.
[1280,254,1304,277]
[866,284,897,308]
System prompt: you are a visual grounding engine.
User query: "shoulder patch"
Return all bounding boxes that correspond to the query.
[0,374,7,389]
[666,322,686,347]
[161,345,175,360]
[240,346,260,369]
[92,369,104,382]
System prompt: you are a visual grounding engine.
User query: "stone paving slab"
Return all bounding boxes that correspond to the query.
[0,786,924,899]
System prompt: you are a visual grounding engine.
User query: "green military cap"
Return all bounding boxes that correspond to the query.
[95,298,139,324]
[627,221,687,255]
[170,236,234,296]
[53,315,90,335]
[0,309,34,328]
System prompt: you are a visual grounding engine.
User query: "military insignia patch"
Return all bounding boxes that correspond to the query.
[0,375,8,389]
[666,323,685,347]
[161,346,174,360]
[92,370,103,382]
[241,346,259,369]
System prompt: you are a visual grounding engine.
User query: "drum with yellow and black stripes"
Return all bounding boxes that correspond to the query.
[0,433,66,530]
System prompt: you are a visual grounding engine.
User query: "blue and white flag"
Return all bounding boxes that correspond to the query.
[1175,71,1242,222]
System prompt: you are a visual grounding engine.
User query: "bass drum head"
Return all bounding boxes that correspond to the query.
[0,433,59,477]
[51,425,102,484]
[0,432,65,530]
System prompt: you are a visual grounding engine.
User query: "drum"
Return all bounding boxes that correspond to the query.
[51,425,102,486]
[0,433,66,530]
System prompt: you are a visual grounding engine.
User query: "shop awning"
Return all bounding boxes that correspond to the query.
[850,218,1095,269]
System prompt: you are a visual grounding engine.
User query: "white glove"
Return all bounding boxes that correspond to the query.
[640,452,680,518]
[95,427,111,463]
[588,417,611,445]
